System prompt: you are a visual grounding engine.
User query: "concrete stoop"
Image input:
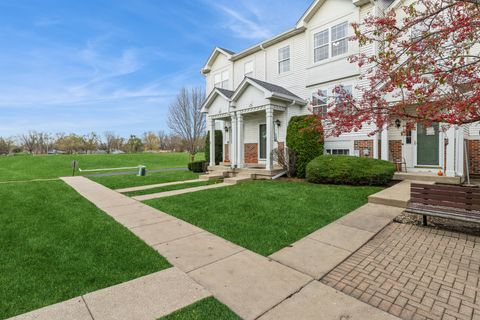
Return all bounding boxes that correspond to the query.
[393,172,462,185]
[223,175,253,185]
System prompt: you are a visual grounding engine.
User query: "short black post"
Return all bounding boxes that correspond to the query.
[422,215,427,226]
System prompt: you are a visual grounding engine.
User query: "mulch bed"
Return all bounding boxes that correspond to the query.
[394,211,480,236]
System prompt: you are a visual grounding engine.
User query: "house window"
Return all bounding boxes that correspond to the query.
[326,149,350,155]
[244,61,254,77]
[331,22,348,57]
[214,71,229,89]
[312,89,328,119]
[278,46,291,74]
[335,85,353,113]
[314,29,329,62]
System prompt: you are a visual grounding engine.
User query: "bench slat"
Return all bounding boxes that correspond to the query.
[410,193,480,205]
[411,183,480,194]
[410,198,480,211]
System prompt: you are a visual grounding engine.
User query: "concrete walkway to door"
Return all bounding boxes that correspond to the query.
[55,176,405,320]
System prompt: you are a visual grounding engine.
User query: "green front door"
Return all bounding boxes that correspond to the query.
[417,123,440,166]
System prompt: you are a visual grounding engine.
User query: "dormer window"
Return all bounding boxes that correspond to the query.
[278,46,291,74]
[214,70,229,89]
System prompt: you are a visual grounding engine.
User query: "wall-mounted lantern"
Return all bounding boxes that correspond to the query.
[395,119,401,129]
[275,119,281,127]
[224,126,229,133]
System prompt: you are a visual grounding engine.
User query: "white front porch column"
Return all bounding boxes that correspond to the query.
[237,114,245,168]
[455,126,465,178]
[381,124,389,161]
[209,119,216,167]
[230,113,237,168]
[266,106,274,171]
[373,132,379,159]
[445,125,456,177]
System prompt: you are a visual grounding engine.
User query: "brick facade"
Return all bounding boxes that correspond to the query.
[468,139,480,175]
[224,144,230,163]
[389,140,402,162]
[354,140,374,158]
[244,143,258,164]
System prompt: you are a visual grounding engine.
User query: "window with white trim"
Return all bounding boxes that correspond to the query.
[214,71,229,89]
[312,89,328,119]
[244,61,253,77]
[331,22,348,57]
[278,46,291,74]
[326,149,350,155]
[314,29,329,62]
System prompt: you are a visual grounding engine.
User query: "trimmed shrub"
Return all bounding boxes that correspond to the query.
[286,115,324,178]
[205,130,223,165]
[306,156,395,186]
[188,160,208,173]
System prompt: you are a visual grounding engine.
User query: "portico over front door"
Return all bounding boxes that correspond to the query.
[416,123,440,166]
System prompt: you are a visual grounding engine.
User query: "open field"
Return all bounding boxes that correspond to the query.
[145,180,382,256]
[0,153,202,182]
[0,180,171,319]
[159,297,241,320]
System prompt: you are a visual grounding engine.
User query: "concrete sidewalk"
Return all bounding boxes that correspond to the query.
[131,182,231,201]
[115,179,201,193]
[9,268,209,320]
[39,176,407,320]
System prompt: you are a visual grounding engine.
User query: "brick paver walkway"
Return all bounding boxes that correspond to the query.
[322,223,480,320]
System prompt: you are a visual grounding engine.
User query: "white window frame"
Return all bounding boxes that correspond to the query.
[278,46,291,74]
[244,61,254,78]
[214,70,229,89]
[311,89,328,119]
[326,149,350,156]
[312,21,349,65]
[311,84,354,120]
[331,21,348,57]
[313,29,329,63]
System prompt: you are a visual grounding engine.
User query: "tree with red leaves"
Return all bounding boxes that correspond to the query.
[319,0,480,136]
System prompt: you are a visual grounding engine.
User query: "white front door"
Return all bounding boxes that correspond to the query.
[402,128,414,168]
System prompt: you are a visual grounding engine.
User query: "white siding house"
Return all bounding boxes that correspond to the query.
[201,0,477,181]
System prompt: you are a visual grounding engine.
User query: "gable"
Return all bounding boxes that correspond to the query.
[202,47,233,75]
[234,84,269,110]
[208,95,230,116]
[303,0,355,29]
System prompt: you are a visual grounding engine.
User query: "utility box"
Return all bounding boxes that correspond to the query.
[137,166,146,177]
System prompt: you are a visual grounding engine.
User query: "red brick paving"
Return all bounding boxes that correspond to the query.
[322,223,480,320]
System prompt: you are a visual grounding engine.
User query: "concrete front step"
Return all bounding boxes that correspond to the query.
[199,173,226,181]
[393,172,462,185]
[224,175,252,185]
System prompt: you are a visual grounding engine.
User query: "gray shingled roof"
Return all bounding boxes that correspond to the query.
[217,88,235,99]
[247,77,303,101]
[219,47,235,55]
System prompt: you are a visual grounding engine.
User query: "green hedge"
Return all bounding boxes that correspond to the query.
[188,160,208,173]
[205,130,223,165]
[286,115,324,178]
[306,156,395,186]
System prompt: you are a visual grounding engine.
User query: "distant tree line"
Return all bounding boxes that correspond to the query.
[0,130,205,156]
[0,86,207,159]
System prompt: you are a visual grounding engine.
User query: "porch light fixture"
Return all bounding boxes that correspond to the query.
[224,126,229,133]
[395,119,401,129]
[275,119,281,127]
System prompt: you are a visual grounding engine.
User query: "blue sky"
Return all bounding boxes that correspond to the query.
[0,0,311,137]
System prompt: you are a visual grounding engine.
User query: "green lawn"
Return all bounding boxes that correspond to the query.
[0,180,171,319]
[91,170,200,189]
[145,180,382,256]
[0,153,201,182]
[159,297,240,320]
[124,179,221,197]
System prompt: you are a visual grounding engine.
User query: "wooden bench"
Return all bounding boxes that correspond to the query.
[405,183,480,226]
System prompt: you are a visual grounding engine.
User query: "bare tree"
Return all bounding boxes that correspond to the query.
[20,131,39,154]
[104,131,124,153]
[167,87,206,161]
[158,130,169,150]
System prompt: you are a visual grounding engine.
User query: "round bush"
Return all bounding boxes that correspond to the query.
[188,160,208,173]
[306,156,395,186]
[286,115,324,178]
